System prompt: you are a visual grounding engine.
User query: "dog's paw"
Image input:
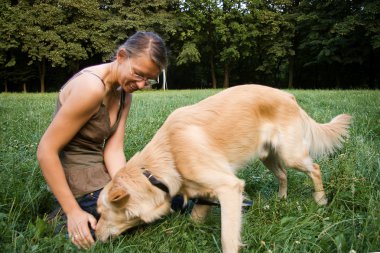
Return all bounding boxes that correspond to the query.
[313,191,328,206]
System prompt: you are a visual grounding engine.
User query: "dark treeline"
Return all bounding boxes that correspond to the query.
[1,0,379,92]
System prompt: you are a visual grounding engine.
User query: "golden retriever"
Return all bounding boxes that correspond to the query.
[95,84,351,253]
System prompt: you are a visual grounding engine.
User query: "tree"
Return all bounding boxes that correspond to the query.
[173,0,295,88]
[174,0,218,87]
[244,0,294,86]
[215,0,251,88]
[0,1,21,91]
[15,0,114,92]
[1,0,378,91]
[174,0,254,88]
[294,0,380,88]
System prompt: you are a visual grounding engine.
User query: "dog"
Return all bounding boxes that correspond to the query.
[95,84,351,252]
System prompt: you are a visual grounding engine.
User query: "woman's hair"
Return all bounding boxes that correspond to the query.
[119,31,168,71]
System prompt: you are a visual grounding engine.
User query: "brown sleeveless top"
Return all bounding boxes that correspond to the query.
[55,70,125,197]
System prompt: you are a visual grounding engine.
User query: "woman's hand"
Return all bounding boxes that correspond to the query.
[67,208,97,250]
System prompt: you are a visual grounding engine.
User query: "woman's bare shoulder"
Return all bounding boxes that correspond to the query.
[61,73,106,105]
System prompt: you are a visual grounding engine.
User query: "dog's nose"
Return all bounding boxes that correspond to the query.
[94,224,109,242]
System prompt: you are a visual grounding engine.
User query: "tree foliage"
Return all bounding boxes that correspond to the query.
[293,0,380,88]
[0,0,379,91]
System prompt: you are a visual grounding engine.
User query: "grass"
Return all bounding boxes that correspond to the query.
[0,88,379,253]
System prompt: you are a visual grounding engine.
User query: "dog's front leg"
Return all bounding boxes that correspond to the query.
[216,177,245,253]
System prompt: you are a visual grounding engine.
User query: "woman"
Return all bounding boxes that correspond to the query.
[37,31,168,249]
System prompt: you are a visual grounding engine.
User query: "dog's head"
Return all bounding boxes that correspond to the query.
[95,168,172,242]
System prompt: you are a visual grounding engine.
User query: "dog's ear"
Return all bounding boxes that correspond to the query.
[108,185,129,206]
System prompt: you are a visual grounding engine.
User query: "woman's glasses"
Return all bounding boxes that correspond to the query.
[128,57,158,86]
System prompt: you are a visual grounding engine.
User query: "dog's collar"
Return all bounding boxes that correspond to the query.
[142,168,170,194]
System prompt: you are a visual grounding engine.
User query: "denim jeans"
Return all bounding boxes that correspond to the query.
[76,189,102,220]
[48,188,102,239]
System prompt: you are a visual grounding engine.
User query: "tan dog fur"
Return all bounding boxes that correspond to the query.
[96,84,351,253]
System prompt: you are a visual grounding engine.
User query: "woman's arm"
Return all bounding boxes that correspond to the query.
[103,93,132,178]
[37,76,105,249]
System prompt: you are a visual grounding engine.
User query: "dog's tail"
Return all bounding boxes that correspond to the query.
[300,110,352,157]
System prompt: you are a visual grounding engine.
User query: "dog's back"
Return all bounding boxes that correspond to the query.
[159,85,304,171]
[160,84,349,164]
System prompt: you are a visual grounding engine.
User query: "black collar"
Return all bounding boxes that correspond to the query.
[142,169,170,194]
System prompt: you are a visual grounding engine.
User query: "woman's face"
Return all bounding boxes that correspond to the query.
[118,53,161,93]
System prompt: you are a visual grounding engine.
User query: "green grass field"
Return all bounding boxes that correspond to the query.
[0,88,379,253]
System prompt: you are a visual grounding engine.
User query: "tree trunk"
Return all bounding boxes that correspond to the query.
[368,48,375,89]
[23,83,27,92]
[335,64,342,89]
[288,0,299,89]
[223,63,230,88]
[39,60,46,93]
[4,80,8,92]
[210,56,217,88]
[11,0,19,6]
[288,56,294,88]
[275,61,281,87]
